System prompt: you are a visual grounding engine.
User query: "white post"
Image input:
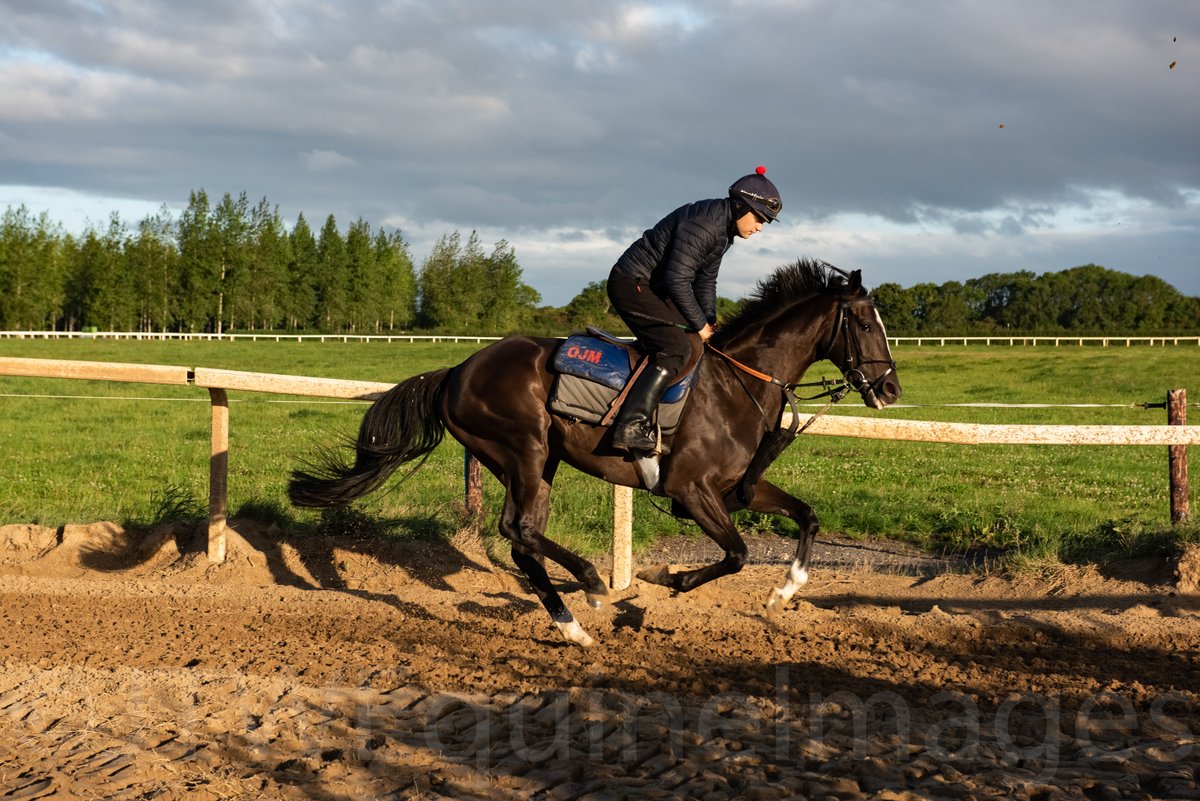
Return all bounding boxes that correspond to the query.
[611,485,633,590]
[208,388,229,563]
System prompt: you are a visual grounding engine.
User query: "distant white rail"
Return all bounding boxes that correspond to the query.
[0,330,501,343]
[891,336,1200,347]
[2,330,1200,347]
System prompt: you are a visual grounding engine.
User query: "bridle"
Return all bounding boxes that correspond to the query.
[705,286,896,431]
[821,295,898,408]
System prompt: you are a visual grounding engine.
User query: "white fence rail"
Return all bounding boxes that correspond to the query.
[1,356,1195,591]
[892,336,1200,347]
[0,331,502,343]
[789,413,1200,445]
[3,330,1200,347]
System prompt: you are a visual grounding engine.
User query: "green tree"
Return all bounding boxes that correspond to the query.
[236,198,290,331]
[314,215,348,331]
[1159,290,1200,333]
[126,207,178,332]
[927,281,982,334]
[65,214,133,330]
[966,271,1027,330]
[176,190,219,332]
[285,213,318,330]
[344,218,380,333]
[479,238,539,333]
[418,231,538,333]
[373,228,416,331]
[565,280,623,331]
[0,205,65,330]
[1054,265,1114,332]
[869,282,917,335]
[211,192,251,334]
[418,231,476,330]
[1002,272,1058,332]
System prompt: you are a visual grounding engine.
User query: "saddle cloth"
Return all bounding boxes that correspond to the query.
[549,331,697,432]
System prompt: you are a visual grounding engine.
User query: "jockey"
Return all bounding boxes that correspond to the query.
[607,166,782,454]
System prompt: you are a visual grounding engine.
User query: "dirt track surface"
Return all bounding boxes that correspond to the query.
[2,522,1198,801]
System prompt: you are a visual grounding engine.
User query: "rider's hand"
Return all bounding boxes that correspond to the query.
[698,323,715,342]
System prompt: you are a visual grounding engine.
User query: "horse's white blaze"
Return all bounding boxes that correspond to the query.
[872,306,889,340]
[555,619,595,648]
[770,559,809,607]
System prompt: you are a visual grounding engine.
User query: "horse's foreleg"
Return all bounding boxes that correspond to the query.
[638,490,748,593]
[744,480,820,621]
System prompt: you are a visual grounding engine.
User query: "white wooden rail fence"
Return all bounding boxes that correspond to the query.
[1,356,1196,590]
[0,357,395,566]
[4,331,1200,347]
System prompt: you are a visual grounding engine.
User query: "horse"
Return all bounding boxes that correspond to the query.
[289,258,902,647]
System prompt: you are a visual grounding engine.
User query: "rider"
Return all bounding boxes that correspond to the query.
[606,166,782,454]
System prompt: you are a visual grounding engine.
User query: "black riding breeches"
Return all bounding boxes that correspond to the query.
[607,267,694,381]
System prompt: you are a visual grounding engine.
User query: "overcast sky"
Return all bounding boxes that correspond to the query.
[2,0,1196,305]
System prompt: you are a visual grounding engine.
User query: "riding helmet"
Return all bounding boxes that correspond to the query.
[729,166,782,223]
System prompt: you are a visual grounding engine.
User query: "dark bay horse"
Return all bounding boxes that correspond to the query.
[289,259,902,646]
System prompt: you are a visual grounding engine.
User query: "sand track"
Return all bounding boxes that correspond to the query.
[2,522,1198,800]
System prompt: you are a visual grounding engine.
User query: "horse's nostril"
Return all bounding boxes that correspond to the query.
[887,382,901,399]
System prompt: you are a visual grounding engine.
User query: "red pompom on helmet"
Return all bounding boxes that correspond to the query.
[729,166,782,223]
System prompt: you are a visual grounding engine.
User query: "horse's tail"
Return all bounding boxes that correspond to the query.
[288,369,450,508]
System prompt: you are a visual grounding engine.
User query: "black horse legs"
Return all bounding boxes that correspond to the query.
[496,466,609,646]
[744,480,820,619]
[637,487,749,592]
[639,478,820,614]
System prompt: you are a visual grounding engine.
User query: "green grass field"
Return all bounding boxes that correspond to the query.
[2,338,1198,565]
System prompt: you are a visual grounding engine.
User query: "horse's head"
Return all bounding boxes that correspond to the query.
[823,269,903,410]
[712,258,902,410]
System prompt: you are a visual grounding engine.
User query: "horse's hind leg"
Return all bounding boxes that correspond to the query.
[510,544,593,648]
[744,480,820,621]
[498,467,608,647]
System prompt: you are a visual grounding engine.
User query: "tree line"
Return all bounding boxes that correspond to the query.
[1,194,1196,335]
[871,268,1199,335]
[0,192,542,335]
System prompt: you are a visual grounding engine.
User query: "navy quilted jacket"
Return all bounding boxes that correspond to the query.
[612,197,735,331]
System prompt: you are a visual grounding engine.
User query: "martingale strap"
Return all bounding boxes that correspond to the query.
[724,385,802,510]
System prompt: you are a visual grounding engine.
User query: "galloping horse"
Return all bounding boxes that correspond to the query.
[289,259,902,646]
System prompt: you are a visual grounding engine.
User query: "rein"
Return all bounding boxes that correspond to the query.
[705,291,884,432]
[704,339,850,435]
[703,340,851,401]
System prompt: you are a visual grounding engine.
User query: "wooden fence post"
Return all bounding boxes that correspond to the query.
[1169,388,1189,525]
[208,388,229,563]
[464,451,483,519]
[612,485,633,590]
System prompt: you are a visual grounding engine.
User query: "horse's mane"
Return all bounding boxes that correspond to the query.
[714,258,858,344]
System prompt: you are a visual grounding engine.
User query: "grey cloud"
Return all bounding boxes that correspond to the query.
[0,0,1197,303]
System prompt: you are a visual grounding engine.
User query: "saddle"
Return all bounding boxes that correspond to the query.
[548,327,700,434]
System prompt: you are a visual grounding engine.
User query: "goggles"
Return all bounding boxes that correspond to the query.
[735,190,782,213]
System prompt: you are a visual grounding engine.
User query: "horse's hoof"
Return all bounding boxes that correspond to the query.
[637,564,671,586]
[765,590,785,624]
[554,619,595,648]
[586,592,609,612]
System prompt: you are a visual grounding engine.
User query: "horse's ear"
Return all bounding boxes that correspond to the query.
[850,270,862,291]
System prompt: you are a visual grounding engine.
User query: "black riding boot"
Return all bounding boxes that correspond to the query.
[611,364,673,453]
